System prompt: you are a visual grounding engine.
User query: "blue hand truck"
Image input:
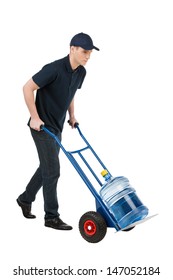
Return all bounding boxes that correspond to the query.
[41,124,153,243]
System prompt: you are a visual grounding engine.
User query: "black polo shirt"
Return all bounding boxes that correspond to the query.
[32,55,86,132]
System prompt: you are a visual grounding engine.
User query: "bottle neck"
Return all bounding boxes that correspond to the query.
[104,173,112,182]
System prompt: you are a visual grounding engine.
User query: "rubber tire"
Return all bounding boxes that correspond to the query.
[79,211,107,243]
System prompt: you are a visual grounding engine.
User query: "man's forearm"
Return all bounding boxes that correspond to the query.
[23,78,44,130]
[68,98,75,119]
[23,88,39,119]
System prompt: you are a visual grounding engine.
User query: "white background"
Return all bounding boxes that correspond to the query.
[0,0,172,279]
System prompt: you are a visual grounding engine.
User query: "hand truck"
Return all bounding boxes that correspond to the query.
[41,124,155,243]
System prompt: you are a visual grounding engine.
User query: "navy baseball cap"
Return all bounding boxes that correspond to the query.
[70,32,100,51]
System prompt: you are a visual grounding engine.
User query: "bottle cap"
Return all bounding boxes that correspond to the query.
[101,170,108,177]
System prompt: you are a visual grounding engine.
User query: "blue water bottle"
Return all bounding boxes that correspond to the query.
[100,170,149,229]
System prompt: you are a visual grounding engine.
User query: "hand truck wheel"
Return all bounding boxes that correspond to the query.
[79,211,107,243]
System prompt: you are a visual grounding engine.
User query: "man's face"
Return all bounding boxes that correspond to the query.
[71,46,92,66]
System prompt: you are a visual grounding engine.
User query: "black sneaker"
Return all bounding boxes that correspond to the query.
[17,198,36,219]
[45,217,72,230]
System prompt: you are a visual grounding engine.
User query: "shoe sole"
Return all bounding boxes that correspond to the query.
[45,224,73,230]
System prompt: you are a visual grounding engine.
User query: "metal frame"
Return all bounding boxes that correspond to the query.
[42,125,121,231]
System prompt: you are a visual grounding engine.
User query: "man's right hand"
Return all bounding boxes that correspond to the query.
[29,118,44,131]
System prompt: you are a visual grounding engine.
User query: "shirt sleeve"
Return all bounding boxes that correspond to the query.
[32,62,58,88]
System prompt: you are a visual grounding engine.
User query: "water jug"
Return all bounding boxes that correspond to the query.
[100,170,148,229]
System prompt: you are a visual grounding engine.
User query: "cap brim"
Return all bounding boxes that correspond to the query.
[93,46,100,51]
[71,44,100,51]
[82,45,100,51]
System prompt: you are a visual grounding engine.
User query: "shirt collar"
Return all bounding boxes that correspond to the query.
[65,55,81,73]
[65,55,74,73]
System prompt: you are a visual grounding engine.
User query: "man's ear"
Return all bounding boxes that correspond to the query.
[70,46,79,53]
[70,46,75,53]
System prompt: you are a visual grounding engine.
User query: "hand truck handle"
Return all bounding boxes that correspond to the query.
[67,120,79,128]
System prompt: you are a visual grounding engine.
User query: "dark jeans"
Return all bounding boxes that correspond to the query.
[19,128,61,219]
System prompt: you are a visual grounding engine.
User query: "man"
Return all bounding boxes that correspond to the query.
[17,32,99,230]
